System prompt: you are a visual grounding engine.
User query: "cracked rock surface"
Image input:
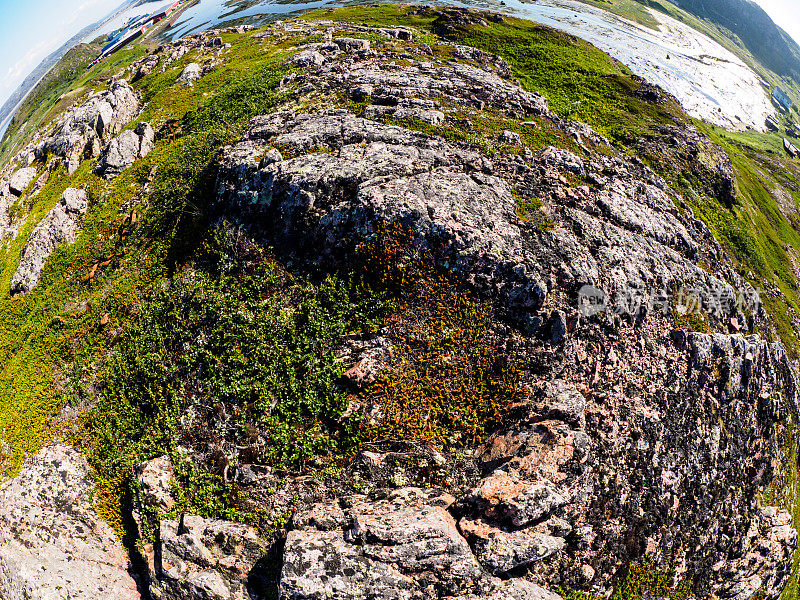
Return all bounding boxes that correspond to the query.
[95,122,155,179]
[0,445,138,600]
[281,489,560,600]
[212,16,798,600]
[33,79,141,173]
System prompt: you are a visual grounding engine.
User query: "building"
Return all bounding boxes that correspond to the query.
[766,114,780,131]
[773,87,793,112]
[91,2,182,67]
[152,1,181,24]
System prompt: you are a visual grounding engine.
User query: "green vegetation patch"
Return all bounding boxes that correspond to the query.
[78,238,379,533]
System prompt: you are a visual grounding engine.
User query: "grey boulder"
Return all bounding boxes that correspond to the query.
[334,37,370,53]
[280,488,566,599]
[459,471,568,529]
[177,62,202,84]
[460,517,566,575]
[95,122,155,179]
[149,514,267,600]
[10,187,89,295]
[8,167,37,196]
[35,79,141,173]
[281,490,491,599]
[292,49,326,67]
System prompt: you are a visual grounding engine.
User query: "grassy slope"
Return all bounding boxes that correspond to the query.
[0,4,798,596]
[0,27,292,475]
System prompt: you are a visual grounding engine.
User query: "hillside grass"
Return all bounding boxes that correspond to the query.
[0,26,297,474]
[690,121,800,357]
[566,0,662,29]
[0,6,798,597]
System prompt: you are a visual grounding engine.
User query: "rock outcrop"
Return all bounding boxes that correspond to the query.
[215,107,732,326]
[212,16,798,599]
[0,445,138,600]
[177,62,202,84]
[10,187,88,295]
[133,456,269,600]
[282,488,560,600]
[0,11,797,600]
[34,79,141,173]
[8,167,37,196]
[95,122,155,179]
[149,515,268,600]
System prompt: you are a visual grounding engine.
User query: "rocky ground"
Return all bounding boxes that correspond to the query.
[0,7,797,600]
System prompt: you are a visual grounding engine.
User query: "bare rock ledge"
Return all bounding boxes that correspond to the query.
[0,445,138,600]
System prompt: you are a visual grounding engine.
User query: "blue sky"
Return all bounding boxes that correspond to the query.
[0,0,798,113]
[0,0,122,110]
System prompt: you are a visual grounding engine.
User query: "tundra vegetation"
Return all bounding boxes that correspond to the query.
[0,4,799,599]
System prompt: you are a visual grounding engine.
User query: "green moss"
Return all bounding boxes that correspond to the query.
[556,588,604,600]
[78,243,381,533]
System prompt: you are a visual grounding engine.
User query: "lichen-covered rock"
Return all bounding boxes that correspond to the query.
[0,181,20,240]
[10,187,88,295]
[150,515,267,600]
[461,473,569,529]
[213,23,798,595]
[292,49,325,67]
[362,98,446,125]
[334,37,371,53]
[634,123,737,207]
[0,445,139,600]
[132,54,160,80]
[459,517,566,575]
[95,122,155,179]
[299,49,548,119]
[131,456,267,600]
[34,79,141,173]
[136,455,176,513]
[216,100,736,326]
[8,167,37,196]
[713,506,797,600]
[282,489,514,599]
[177,62,202,84]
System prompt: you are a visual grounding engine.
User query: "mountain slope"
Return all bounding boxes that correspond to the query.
[666,0,800,81]
[0,5,798,600]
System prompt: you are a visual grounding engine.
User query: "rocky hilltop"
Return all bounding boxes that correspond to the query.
[0,6,798,600]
